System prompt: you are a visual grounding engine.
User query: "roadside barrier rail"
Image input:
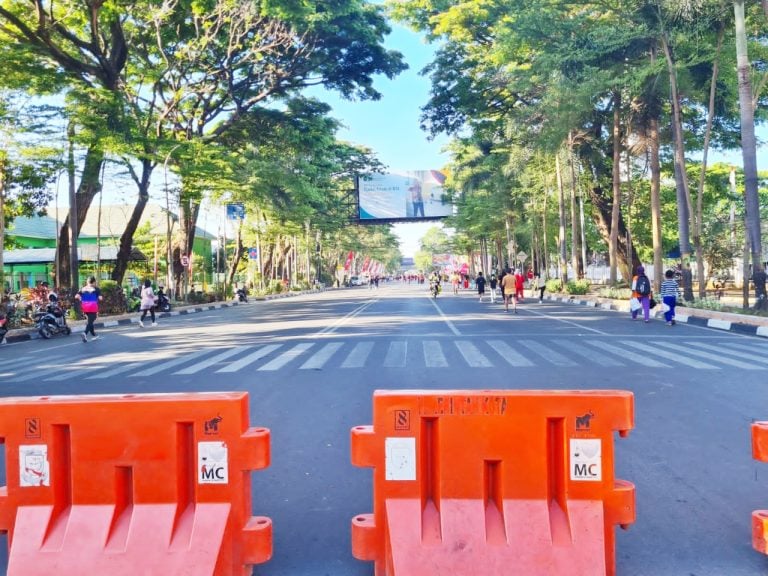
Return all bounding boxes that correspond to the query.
[351,389,635,576]
[0,392,271,575]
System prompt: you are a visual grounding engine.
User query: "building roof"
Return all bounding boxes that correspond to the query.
[3,246,147,265]
[6,204,215,241]
[74,204,215,240]
[6,214,62,239]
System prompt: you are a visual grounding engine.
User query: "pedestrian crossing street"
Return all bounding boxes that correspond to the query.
[1,337,766,382]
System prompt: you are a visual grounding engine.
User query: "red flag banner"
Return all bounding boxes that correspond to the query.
[344,251,355,271]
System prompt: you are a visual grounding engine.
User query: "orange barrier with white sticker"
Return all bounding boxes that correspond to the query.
[351,390,635,576]
[0,392,271,575]
[751,421,768,553]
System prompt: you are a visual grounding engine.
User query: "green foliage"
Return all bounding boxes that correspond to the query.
[565,279,590,295]
[267,280,285,294]
[546,278,563,293]
[414,250,434,272]
[597,286,632,300]
[682,297,724,311]
[187,291,215,304]
[98,280,128,314]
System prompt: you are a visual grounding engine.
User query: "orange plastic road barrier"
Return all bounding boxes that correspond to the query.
[0,392,271,576]
[351,390,635,576]
[751,421,768,553]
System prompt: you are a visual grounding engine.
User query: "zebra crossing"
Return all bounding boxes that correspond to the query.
[1,336,766,383]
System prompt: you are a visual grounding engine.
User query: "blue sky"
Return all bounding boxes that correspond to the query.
[310,22,450,257]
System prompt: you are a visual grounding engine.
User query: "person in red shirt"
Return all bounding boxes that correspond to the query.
[514,269,525,302]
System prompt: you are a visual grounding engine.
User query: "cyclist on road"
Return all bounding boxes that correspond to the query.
[429,271,441,297]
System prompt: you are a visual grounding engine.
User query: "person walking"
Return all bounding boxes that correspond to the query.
[533,271,547,303]
[501,267,517,313]
[451,272,460,295]
[631,265,653,323]
[138,279,158,328]
[489,272,498,303]
[75,276,103,342]
[660,269,681,326]
[476,271,487,303]
[514,268,525,302]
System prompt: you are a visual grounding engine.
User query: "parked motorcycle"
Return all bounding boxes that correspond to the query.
[235,287,248,303]
[155,288,171,313]
[34,295,71,339]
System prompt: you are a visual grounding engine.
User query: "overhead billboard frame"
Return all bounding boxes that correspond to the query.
[355,170,451,224]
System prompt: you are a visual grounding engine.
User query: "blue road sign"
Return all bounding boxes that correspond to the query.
[226,203,245,220]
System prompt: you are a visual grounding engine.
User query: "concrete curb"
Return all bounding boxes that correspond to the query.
[545,293,768,338]
[1,288,326,345]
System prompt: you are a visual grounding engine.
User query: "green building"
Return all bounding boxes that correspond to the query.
[3,204,214,292]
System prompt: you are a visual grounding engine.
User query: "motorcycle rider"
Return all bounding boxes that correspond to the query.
[155,286,170,312]
[235,284,248,302]
[428,271,441,297]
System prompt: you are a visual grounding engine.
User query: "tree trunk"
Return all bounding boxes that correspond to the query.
[586,183,638,282]
[568,134,584,278]
[541,195,549,275]
[649,113,663,293]
[227,222,243,286]
[734,0,767,309]
[56,145,105,289]
[0,157,5,293]
[111,158,154,284]
[694,27,724,298]
[610,90,622,284]
[662,33,694,300]
[555,153,568,282]
[174,197,200,296]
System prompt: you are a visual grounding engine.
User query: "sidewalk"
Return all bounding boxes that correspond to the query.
[1,289,324,345]
[544,292,768,338]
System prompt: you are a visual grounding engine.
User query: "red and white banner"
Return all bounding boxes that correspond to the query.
[343,251,355,271]
[361,256,371,274]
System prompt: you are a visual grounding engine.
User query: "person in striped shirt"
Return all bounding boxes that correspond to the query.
[660,269,681,326]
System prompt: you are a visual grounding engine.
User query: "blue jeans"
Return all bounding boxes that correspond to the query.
[663,295,676,322]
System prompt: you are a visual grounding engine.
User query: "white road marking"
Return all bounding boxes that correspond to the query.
[217,344,282,373]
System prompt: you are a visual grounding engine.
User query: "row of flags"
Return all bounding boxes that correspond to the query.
[343,251,387,277]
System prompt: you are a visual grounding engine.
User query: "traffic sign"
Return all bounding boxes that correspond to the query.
[181,254,190,267]
[248,247,259,260]
[226,203,245,221]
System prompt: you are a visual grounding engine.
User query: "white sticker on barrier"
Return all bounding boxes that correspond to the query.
[385,437,416,481]
[570,438,602,482]
[19,444,50,487]
[198,441,229,484]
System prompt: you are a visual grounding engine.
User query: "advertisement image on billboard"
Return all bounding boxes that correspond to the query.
[358,170,451,221]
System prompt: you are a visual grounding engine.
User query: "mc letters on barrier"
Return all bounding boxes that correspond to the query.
[0,392,272,576]
[351,389,635,576]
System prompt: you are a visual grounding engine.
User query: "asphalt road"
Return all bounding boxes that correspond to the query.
[1,281,768,575]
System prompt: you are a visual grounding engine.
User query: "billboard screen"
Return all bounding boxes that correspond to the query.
[358,170,451,221]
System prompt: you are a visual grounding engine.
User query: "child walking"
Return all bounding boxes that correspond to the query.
[660,269,681,326]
